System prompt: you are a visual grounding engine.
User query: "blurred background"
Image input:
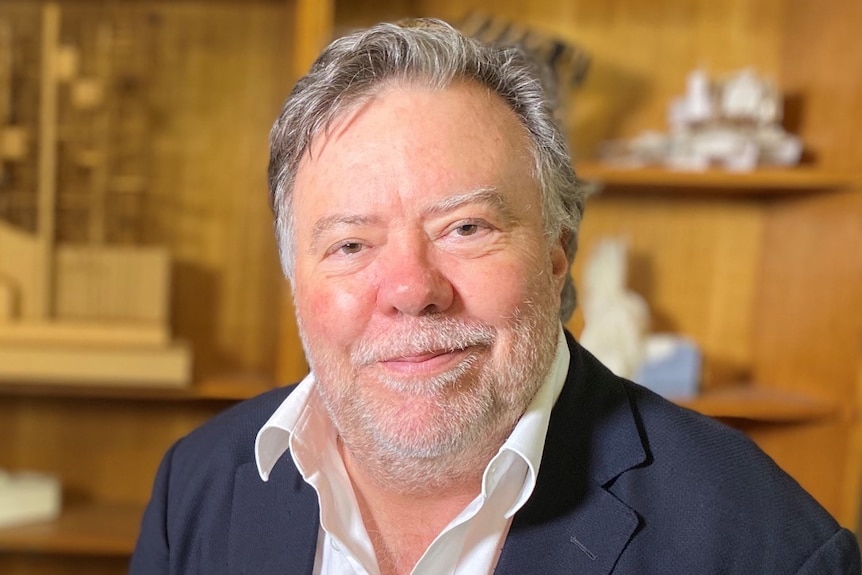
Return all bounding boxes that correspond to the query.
[0,1,860,573]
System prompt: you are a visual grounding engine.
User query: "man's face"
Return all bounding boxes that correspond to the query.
[291,82,568,482]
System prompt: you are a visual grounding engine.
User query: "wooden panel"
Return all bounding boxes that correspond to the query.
[0,504,134,575]
[0,400,17,470]
[0,279,12,320]
[753,188,862,403]
[0,502,139,555]
[1,0,294,379]
[676,386,837,423]
[0,556,128,575]
[54,246,169,323]
[0,221,44,320]
[0,397,220,505]
[36,2,60,320]
[275,285,309,384]
[137,1,289,378]
[382,0,787,159]
[751,186,862,529]
[845,359,862,531]
[0,321,168,347]
[577,162,861,191]
[293,0,335,75]
[0,342,190,386]
[335,0,417,32]
[568,191,765,388]
[781,0,862,170]
[0,375,273,401]
[738,420,855,527]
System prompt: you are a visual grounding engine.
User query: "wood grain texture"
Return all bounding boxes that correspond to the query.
[3,3,862,574]
[781,0,862,170]
[139,2,289,378]
[0,556,127,575]
[0,396,221,506]
[35,3,60,320]
[733,419,854,526]
[0,501,140,555]
[568,189,765,388]
[368,0,786,159]
[753,188,862,403]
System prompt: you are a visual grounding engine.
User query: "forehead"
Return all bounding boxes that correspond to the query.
[327,78,527,135]
[293,81,539,219]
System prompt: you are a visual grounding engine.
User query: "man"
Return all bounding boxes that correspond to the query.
[131,19,860,575]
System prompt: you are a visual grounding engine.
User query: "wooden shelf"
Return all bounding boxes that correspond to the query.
[0,374,279,402]
[575,161,861,192]
[0,384,842,559]
[674,386,840,423]
[0,373,836,423]
[0,501,141,556]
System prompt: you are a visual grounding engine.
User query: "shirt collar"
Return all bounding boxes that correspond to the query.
[483,327,569,517]
[254,373,317,481]
[254,327,570,493]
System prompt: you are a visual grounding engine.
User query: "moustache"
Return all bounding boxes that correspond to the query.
[350,317,496,366]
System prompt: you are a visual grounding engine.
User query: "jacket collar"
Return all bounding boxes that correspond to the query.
[227,333,647,575]
[495,334,648,574]
[228,455,319,574]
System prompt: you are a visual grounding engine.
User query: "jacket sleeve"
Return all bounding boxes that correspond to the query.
[129,441,179,575]
[795,528,861,574]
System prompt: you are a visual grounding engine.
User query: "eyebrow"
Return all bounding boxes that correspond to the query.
[309,214,382,252]
[425,187,518,225]
[308,187,519,251]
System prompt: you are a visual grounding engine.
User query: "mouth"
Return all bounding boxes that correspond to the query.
[378,346,477,376]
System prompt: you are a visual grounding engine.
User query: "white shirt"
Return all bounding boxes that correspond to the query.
[255,328,569,575]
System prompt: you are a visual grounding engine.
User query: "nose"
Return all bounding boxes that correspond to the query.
[376,235,454,316]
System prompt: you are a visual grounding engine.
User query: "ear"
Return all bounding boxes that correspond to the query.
[550,231,570,293]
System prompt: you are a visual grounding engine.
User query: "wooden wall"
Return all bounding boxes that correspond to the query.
[335,0,786,159]
[1,4,860,572]
[780,0,862,171]
[0,1,296,379]
[140,2,290,379]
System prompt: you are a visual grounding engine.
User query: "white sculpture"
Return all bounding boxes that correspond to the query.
[601,68,803,172]
[579,238,649,379]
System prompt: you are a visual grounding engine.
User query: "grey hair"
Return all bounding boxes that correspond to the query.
[268,18,584,321]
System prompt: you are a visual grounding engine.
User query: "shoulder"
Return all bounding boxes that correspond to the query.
[617,381,858,571]
[603,362,855,570]
[563,338,808,500]
[558,338,858,572]
[131,384,303,573]
[164,385,296,482]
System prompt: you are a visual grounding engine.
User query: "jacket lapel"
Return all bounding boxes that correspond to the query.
[496,337,647,575]
[222,336,645,575]
[228,457,320,575]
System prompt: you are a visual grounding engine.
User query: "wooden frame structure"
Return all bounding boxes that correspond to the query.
[0,3,190,387]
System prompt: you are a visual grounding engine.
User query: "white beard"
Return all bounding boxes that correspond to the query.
[297,268,561,494]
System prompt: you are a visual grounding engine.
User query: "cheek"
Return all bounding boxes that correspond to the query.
[451,252,547,324]
[296,278,374,346]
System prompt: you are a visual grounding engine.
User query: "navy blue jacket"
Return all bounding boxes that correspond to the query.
[131,335,861,574]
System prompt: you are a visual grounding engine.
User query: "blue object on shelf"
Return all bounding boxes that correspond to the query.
[633,335,702,399]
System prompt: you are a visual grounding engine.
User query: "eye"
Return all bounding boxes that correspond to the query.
[455,223,480,236]
[446,219,492,239]
[325,240,365,257]
[338,241,363,255]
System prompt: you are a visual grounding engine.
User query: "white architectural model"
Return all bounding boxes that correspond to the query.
[601,68,803,171]
[0,4,189,386]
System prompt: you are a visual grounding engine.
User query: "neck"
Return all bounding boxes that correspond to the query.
[339,439,487,575]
